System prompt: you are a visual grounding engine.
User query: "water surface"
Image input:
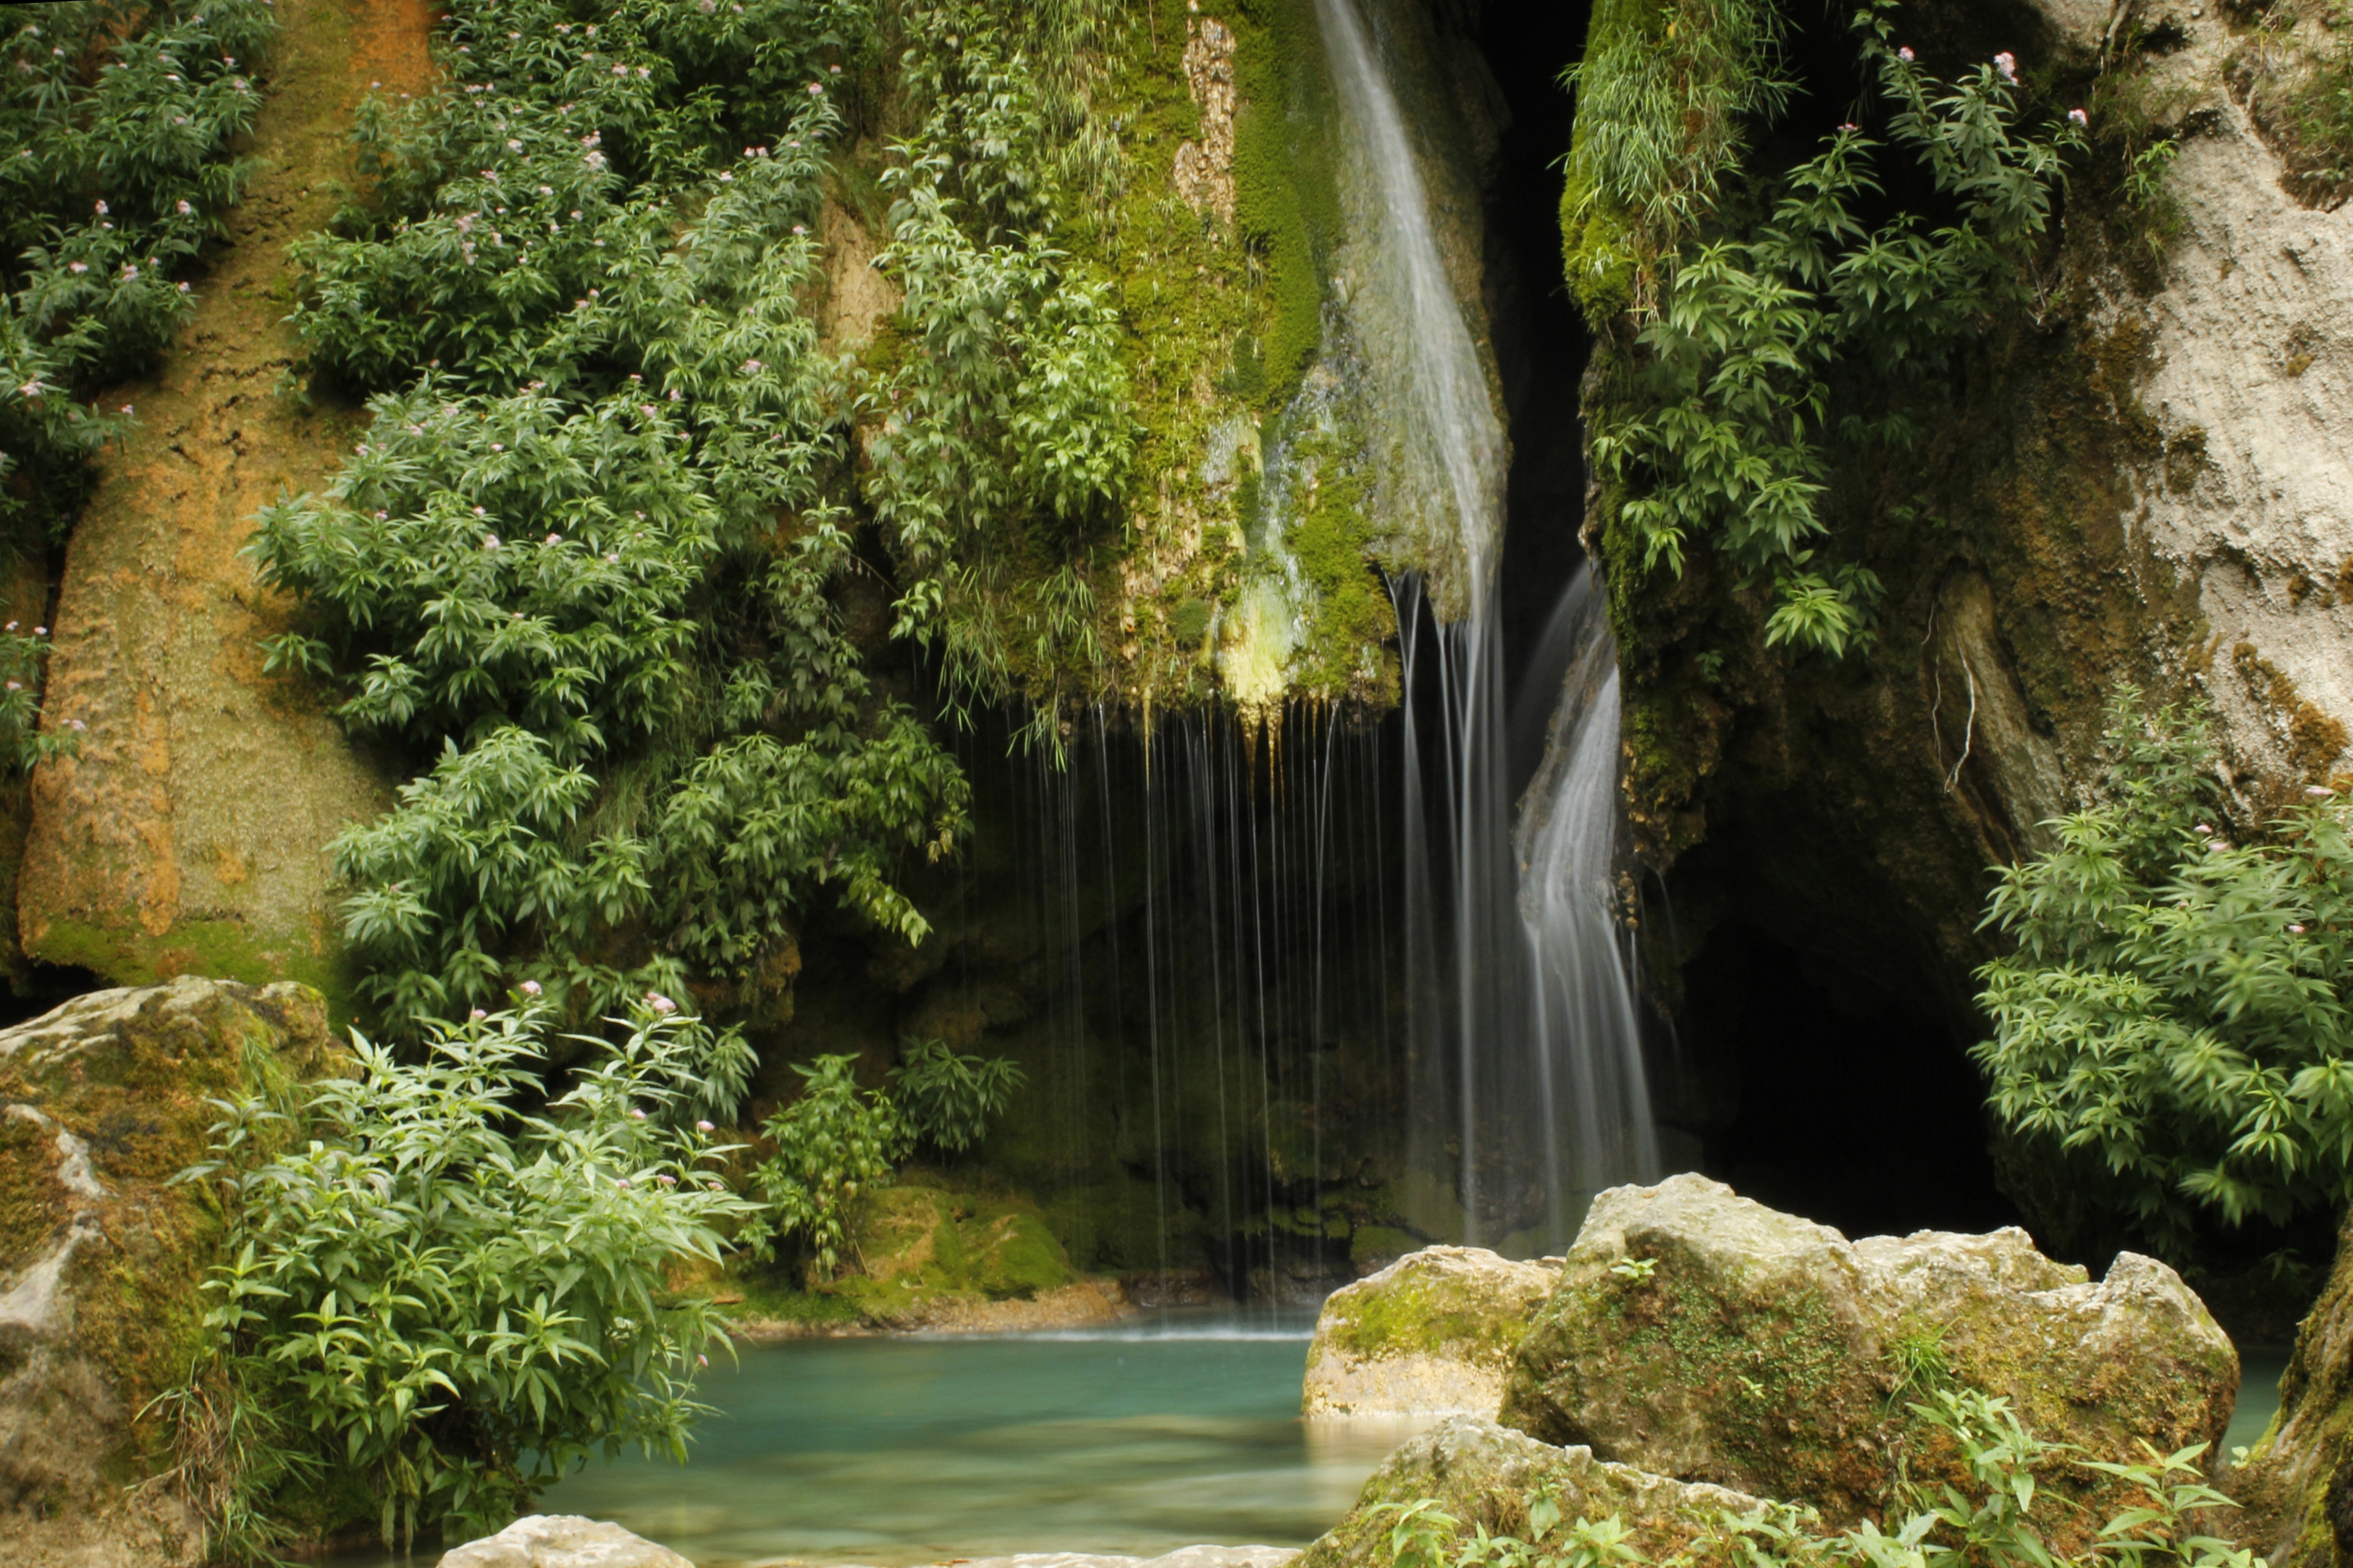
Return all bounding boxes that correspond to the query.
[333,1318,2295,1568]
[523,1310,1410,1567]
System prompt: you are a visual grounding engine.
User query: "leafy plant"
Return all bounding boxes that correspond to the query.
[0,1,274,546]
[0,620,76,772]
[250,0,977,1040]
[1976,688,2353,1245]
[1588,3,2084,655]
[169,1000,754,1553]
[891,1035,1025,1153]
[749,1038,1023,1277]
[1558,0,1796,312]
[750,1053,909,1280]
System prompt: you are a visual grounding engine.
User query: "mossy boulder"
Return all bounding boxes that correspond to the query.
[826,1182,1081,1325]
[0,977,341,1566]
[2230,1207,2353,1567]
[1498,1176,2237,1538]
[1303,1246,1560,1419]
[1295,1415,1762,1568]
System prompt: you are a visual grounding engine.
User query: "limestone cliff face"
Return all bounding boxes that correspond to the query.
[14,0,426,1007]
[1600,0,2353,1039]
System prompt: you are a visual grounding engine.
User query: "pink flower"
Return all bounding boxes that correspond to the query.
[68,719,85,732]
[791,224,807,235]
[546,531,562,544]
[67,261,86,274]
[631,1108,647,1120]
[122,264,137,279]
[696,1119,715,1132]
[647,992,676,1014]
[177,199,193,215]
[2307,786,2336,797]
[807,82,823,95]
[658,1173,677,1185]
[697,1354,710,1366]
[93,199,106,215]
[5,682,18,693]
[32,627,43,636]
[2195,823,2213,835]
[484,534,501,549]
[469,1008,487,1021]
[522,979,542,995]
[2068,108,2089,127]
[1898,46,1915,62]
[2291,924,2308,934]
[616,1177,631,1189]
[1994,51,2017,83]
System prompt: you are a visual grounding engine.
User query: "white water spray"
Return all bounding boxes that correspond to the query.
[1317,0,1657,1249]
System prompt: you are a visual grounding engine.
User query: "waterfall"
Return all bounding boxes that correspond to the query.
[1513,565,1659,1231]
[1318,0,1657,1250]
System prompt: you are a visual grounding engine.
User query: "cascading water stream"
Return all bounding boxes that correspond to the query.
[1513,565,1659,1226]
[1318,0,1657,1249]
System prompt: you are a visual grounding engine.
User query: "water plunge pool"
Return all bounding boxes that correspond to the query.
[536,1309,1413,1567]
[337,1316,2292,1568]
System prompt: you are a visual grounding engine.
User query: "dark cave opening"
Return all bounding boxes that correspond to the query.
[1664,920,2024,1242]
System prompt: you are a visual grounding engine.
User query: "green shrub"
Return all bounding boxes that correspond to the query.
[1589,2,2084,655]
[250,0,981,1038]
[172,1000,754,1553]
[1977,690,2353,1245]
[750,1039,1023,1278]
[0,0,274,545]
[892,1035,1025,1153]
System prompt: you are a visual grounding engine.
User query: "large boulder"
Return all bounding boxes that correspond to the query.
[1498,1176,2238,1533]
[437,1515,691,1568]
[0,978,340,1567]
[2229,1208,2353,1567]
[1302,1247,1560,1419]
[1294,1416,1762,1568]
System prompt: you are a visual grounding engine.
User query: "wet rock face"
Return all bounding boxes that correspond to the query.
[436,1514,693,1568]
[1302,1246,1560,1419]
[1294,1415,1763,1568]
[2231,1210,2353,1566]
[0,977,339,1566]
[1497,1176,2238,1535]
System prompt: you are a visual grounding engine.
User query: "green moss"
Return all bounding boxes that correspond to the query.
[817,1182,1079,1320]
[1230,0,1340,411]
[1331,1275,1531,1367]
[1350,1223,1418,1266]
[1559,164,1635,324]
[26,915,362,1032]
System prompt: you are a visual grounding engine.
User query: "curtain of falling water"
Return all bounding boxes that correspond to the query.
[975,707,1402,1300]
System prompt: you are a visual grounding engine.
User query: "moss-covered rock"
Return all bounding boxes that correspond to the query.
[2229,1207,2353,1567]
[1295,1415,1762,1568]
[1303,1246,1559,1418]
[0,977,342,1566]
[1498,1176,2237,1540]
[820,1181,1083,1327]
